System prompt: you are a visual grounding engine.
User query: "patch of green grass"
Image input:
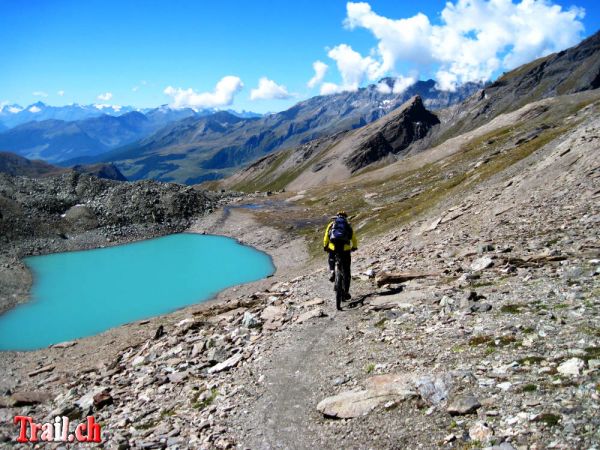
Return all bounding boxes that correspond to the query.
[522,327,535,334]
[469,335,493,346]
[191,387,219,410]
[501,304,525,314]
[583,347,600,363]
[582,326,600,338]
[535,413,561,427]
[136,419,158,430]
[554,303,569,309]
[374,318,387,329]
[485,347,496,355]
[521,384,538,393]
[452,344,467,353]
[497,335,518,346]
[518,356,545,365]
[365,363,376,374]
[160,409,176,418]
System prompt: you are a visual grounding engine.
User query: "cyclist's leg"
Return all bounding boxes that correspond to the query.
[342,251,351,294]
[328,251,335,271]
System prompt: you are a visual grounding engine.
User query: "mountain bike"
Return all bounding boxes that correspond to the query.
[333,250,349,311]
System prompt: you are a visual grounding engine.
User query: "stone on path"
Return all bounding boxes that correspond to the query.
[317,373,416,418]
[296,308,326,324]
[446,393,481,415]
[208,353,244,374]
[242,311,261,328]
[557,358,585,376]
[469,421,494,442]
[471,257,494,271]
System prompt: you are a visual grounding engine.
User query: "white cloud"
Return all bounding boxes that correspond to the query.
[164,76,244,109]
[57,90,65,96]
[29,106,41,113]
[332,1,585,91]
[32,91,48,97]
[8,106,23,114]
[250,77,292,101]
[97,92,113,101]
[392,75,416,94]
[307,61,329,88]
[320,82,344,96]
[323,43,384,94]
[94,104,122,111]
[132,86,139,92]
[376,75,416,94]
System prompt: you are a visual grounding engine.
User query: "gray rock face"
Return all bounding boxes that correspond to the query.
[344,96,441,173]
[0,171,225,243]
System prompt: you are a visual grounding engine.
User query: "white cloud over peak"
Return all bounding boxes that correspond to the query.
[29,106,41,113]
[8,106,23,114]
[307,61,329,89]
[322,43,385,94]
[57,90,65,96]
[340,0,584,91]
[250,77,292,100]
[97,92,113,101]
[376,75,416,95]
[164,76,244,109]
[32,91,48,97]
[94,104,122,111]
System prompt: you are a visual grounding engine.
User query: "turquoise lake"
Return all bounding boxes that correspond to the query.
[0,233,274,351]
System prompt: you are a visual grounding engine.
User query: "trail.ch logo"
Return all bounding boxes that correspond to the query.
[14,415,102,443]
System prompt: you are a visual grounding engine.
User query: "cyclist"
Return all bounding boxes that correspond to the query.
[323,211,358,299]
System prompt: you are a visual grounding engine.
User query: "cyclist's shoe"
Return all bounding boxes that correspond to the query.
[345,293,352,300]
[329,270,335,282]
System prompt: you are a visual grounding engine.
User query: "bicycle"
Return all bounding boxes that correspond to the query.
[333,250,349,311]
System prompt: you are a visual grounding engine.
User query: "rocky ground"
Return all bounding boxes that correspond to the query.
[0,171,236,314]
[0,109,598,449]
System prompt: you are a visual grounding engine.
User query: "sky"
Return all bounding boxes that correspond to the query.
[1,0,599,113]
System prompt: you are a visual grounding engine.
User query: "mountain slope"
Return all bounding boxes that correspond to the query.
[0,112,175,163]
[82,80,480,184]
[224,96,442,191]
[223,31,600,193]
[0,119,108,162]
[0,151,127,180]
[435,30,600,143]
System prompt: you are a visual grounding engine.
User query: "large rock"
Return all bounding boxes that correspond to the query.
[557,358,585,376]
[11,391,52,406]
[296,308,327,324]
[207,353,244,374]
[446,393,481,415]
[416,373,453,405]
[471,257,494,271]
[317,373,416,418]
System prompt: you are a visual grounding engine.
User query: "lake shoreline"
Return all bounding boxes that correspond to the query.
[0,201,309,394]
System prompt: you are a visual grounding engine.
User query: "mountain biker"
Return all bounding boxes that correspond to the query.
[323,211,358,299]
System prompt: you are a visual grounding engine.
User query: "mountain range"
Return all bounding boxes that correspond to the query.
[0,101,262,130]
[223,30,600,192]
[0,104,262,164]
[66,79,481,184]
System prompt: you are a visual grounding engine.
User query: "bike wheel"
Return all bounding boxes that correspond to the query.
[335,260,344,310]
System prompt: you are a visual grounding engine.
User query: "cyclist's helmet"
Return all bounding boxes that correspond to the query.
[337,210,348,217]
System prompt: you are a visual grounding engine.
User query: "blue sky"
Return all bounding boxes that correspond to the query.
[1,0,599,113]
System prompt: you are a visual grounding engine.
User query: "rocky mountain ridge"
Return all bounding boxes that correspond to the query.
[0,151,127,180]
[223,31,600,193]
[70,80,481,184]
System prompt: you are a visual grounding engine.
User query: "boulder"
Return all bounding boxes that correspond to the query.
[446,393,481,415]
